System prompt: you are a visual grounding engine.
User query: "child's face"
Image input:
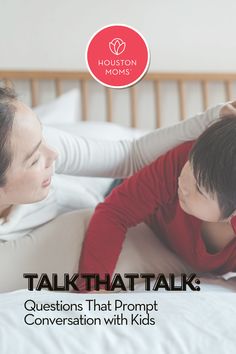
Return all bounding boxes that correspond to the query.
[178,161,225,222]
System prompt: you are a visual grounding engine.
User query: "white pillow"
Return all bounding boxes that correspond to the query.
[33,88,149,139]
[33,88,79,125]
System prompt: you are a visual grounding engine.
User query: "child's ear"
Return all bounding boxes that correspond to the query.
[229,211,236,233]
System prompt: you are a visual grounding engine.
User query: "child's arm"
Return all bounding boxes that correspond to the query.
[77,141,193,292]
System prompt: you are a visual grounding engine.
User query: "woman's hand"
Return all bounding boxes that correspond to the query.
[220,101,236,117]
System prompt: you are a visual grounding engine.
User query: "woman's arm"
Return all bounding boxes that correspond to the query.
[43,103,226,178]
[77,141,193,292]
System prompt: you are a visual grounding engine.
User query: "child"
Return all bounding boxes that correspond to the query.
[77,116,236,291]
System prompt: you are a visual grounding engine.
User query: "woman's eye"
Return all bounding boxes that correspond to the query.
[31,156,40,166]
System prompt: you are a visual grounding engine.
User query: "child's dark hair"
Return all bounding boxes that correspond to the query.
[0,84,17,186]
[189,116,236,219]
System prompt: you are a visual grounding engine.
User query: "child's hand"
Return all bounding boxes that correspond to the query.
[220,101,236,117]
[91,290,109,294]
[90,289,122,293]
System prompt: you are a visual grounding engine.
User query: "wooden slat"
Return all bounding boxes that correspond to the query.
[201,81,208,110]
[153,80,161,128]
[105,88,112,122]
[225,81,233,101]
[55,79,62,97]
[130,86,137,128]
[178,81,185,120]
[30,79,39,107]
[80,80,88,121]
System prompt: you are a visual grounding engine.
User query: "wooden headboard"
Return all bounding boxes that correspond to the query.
[0,70,236,128]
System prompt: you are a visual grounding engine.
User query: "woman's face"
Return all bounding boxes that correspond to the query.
[178,161,224,222]
[0,101,58,205]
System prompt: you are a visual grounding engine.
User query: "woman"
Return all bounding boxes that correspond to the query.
[0,85,234,292]
[77,116,236,292]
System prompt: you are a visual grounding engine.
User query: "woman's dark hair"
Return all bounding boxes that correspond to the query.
[0,85,17,186]
[189,116,236,219]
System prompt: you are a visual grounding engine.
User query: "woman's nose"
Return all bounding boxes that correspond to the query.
[51,148,59,161]
[45,146,58,168]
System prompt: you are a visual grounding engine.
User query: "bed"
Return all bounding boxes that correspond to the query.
[0,70,236,354]
[2,70,236,127]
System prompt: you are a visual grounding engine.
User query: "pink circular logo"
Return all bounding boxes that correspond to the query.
[86,24,150,88]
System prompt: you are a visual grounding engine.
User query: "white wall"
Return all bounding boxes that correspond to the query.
[1,0,236,128]
[1,0,236,71]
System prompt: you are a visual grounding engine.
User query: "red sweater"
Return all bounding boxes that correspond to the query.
[77,141,236,291]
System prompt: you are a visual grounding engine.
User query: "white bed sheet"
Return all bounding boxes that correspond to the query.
[0,279,235,354]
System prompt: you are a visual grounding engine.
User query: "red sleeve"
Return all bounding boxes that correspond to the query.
[77,141,194,292]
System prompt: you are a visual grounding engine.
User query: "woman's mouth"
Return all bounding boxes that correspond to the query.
[42,176,52,188]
